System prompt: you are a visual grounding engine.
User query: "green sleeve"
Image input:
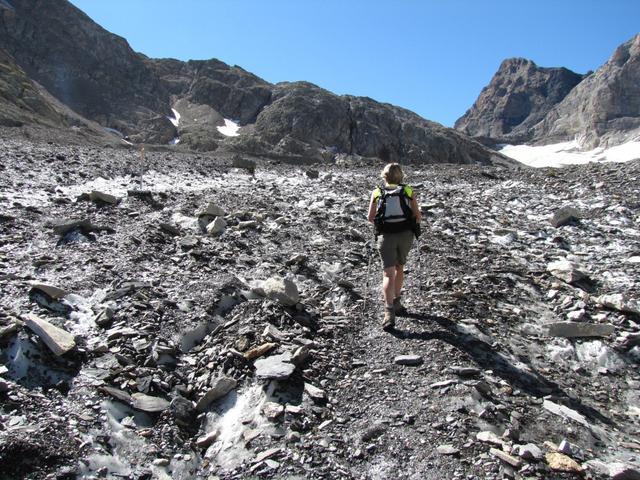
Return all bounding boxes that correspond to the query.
[403,185,414,198]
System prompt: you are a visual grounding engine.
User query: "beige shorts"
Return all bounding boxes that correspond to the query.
[377,230,414,269]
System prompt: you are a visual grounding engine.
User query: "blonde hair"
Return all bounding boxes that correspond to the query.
[381,163,404,184]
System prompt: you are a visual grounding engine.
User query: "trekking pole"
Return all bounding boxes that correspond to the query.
[362,238,374,315]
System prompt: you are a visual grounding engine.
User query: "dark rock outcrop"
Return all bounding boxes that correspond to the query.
[0,47,62,127]
[455,58,584,145]
[0,0,170,134]
[228,82,504,164]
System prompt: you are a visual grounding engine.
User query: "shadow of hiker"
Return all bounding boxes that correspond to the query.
[390,310,613,427]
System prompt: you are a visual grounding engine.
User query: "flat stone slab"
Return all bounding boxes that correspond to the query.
[597,293,640,315]
[304,383,326,402]
[131,393,170,412]
[437,444,460,455]
[196,376,238,412]
[394,355,423,366]
[490,448,521,468]
[23,314,76,356]
[546,321,615,338]
[543,400,591,428]
[28,282,69,300]
[255,352,296,380]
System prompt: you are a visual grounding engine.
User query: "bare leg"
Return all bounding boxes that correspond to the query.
[395,265,404,298]
[382,266,396,307]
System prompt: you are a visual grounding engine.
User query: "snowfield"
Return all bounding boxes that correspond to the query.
[217,119,240,137]
[500,140,640,168]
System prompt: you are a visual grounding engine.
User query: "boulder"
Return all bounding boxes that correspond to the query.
[254,352,296,380]
[547,260,589,284]
[198,202,225,218]
[206,217,227,235]
[89,190,120,205]
[597,293,640,315]
[550,206,581,227]
[131,393,170,413]
[546,452,583,473]
[262,277,299,306]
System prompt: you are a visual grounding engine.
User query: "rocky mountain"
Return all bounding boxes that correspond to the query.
[0,136,638,479]
[0,0,504,165]
[0,47,63,127]
[454,58,584,145]
[456,34,640,150]
[533,34,640,149]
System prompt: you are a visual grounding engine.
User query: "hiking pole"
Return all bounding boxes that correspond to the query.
[362,238,374,315]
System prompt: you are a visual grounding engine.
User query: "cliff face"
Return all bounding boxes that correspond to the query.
[531,34,640,148]
[455,58,584,146]
[0,47,62,127]
[457,34,640,150]
[0,0,170,133]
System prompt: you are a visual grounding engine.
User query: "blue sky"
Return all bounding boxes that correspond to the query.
[69,0,639,127]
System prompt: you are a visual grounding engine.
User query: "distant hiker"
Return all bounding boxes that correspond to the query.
[367,163,422,330]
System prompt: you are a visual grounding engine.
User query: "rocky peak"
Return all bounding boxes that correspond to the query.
[455,57,584,145]
[531,33,640,148]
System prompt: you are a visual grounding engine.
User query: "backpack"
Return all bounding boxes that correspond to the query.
[374,184,415,234]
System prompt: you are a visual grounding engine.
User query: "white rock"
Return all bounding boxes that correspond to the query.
[198,202,225,217]
[131,393,170,412]
[476,430,505,446]
[206,217,227,235]
[543,400,591,427]
[597,293,640,315]
[262,277,299,306]
[547,260,589,284]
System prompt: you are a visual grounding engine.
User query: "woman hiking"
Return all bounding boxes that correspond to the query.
[367,163,422,330]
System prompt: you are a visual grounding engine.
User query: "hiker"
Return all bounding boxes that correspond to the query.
[367,163,422,330]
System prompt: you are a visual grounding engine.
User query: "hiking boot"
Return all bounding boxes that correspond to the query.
[382,307,395,331]
[393,296,407,316]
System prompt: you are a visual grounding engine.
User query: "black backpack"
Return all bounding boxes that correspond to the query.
[374,184,415,234]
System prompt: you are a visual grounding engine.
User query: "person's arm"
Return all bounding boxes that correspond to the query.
[410,194,422,223]
[367,190,378,223]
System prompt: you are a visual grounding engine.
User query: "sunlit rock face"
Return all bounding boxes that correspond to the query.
[457,34,640,151]
[455,58,584,146]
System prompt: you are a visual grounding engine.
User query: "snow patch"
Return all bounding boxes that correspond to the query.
[500,140,640,168]
[217,119,240,137]
[168,108,181,128]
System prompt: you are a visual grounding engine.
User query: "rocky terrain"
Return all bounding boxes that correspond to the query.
[0,0,500,165]
[456,34,640,150]
[0,129,639,479]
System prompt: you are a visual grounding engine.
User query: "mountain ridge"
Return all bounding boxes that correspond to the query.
[0,0,506,166]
